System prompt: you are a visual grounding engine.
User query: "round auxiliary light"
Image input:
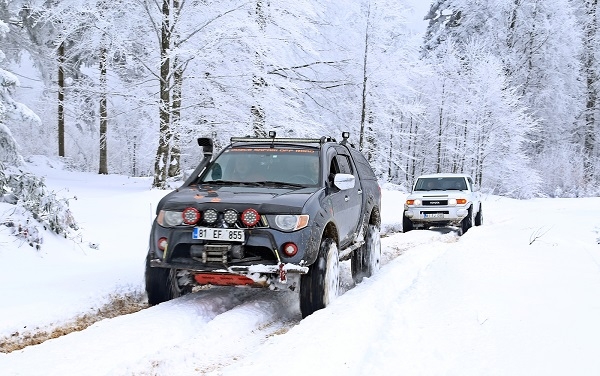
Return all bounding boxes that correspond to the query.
[241,208,260,227]
[157,237,168,251]
[203,208,218,224]
[223,209,238,225]
[282,242,298,257]
[182,207,201,225]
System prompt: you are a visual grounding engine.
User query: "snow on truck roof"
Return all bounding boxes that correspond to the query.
[416,173,471,179]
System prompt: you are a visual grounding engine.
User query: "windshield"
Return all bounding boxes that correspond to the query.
[200,147,320,186]
[414,177,467,191]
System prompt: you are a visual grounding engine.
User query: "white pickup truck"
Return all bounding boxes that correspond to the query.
[403,173,482,235]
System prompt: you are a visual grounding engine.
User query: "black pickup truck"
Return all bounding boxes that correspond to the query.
[145,132,381,317]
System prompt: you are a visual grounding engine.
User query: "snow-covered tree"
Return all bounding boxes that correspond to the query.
[0,18,77,246]
[579,0,600,189]
[0,20,39,166]
[422,0,586,196]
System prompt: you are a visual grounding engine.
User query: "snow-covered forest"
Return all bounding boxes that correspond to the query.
[0,0,599,199]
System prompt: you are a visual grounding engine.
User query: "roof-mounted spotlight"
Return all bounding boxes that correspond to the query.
[268,131,277,148]
[340,131,350,145]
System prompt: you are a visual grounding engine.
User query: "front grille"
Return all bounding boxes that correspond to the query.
[423,200,448,206]
[172,243,277,265]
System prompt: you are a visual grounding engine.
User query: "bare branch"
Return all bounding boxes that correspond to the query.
[529,226,552,245]
[175,2,251,47]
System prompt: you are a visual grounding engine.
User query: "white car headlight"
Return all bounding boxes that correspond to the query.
[406,199,422,206]
[274,214,309,231]
[158,210,183,227]
[448,198,457,205]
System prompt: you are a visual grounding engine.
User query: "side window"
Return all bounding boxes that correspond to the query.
[467,177,474,190]
[336,154,353,175]
[349,149,376,180]
[329,157,340,175]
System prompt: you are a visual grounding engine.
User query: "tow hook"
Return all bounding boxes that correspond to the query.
[278,263,287,283]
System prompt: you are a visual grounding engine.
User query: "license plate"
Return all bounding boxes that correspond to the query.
[192,227,245,242]
[424,213,444,219]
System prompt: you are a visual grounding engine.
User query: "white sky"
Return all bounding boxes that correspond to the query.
[1,156,600,375]
[406,0,431,34]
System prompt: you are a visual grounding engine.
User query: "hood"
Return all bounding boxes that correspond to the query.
[157,184,318,214]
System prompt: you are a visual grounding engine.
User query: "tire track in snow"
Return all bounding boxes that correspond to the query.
[118,289,302,375]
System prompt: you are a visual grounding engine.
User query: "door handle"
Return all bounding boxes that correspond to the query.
[344,196,349,202]
[358,189,363,195]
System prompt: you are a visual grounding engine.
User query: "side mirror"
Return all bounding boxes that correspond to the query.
[333,173,355,190]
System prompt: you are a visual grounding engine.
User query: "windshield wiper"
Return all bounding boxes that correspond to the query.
[201,180,249,185]
[201,180,307,188]
[257,181,307,188]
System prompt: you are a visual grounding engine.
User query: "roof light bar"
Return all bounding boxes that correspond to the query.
[230,137,327,144]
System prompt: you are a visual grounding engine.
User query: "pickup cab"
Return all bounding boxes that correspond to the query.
[403,173,482,235]
[145,132,381,318]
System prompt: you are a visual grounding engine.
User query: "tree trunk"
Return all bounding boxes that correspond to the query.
[506,0,521,50]
[169,63,182,178]
[436,108,443,174]
[583,0,598,184]
[252,1,268,138]
[388,118,394,180]
[98,45,108,175]
[359,2,371,151]
[169,0,182,178]
[405,116,413,183]
[153,0,172,188]
[57,41,65,158]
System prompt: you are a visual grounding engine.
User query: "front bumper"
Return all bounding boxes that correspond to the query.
[152,222,319,262]
[150,257,308,275]
[149,257,308,289]
[404,205,468,225]
[148,222,318,289]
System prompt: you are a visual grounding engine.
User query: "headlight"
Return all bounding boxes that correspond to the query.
[158,210,183,227]
[448,198,457,205]
[274,214,309,231]
[406,199,422,206]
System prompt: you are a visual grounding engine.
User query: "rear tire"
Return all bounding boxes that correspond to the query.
[402,212,413,233]
[351,224,381,283]
[475,205,483,226]
[300,238,340,318]
[145,253,191,306]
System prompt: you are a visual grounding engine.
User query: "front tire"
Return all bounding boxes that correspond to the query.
[300,238,340,318]
[145,253,191,306]
[402,212,413,232]
[351,224,381,283]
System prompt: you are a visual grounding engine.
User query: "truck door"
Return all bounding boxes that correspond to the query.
[328,147,362,247]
